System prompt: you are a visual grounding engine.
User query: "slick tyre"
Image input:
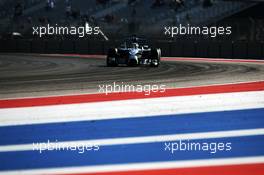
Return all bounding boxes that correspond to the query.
[106,48,118,67]
[150,48,161,67]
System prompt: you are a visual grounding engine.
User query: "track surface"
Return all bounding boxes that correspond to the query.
[0,54,264,174]
[0,54,264,98]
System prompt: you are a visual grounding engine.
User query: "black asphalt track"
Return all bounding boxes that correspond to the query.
[0,54,264,98]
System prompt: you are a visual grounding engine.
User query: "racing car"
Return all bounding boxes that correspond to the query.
[106,37,161,67]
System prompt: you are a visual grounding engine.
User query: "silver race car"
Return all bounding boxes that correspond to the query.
[106,37,161,67]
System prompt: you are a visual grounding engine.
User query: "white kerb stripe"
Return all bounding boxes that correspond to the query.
[0,128,263,152]
[0,91,264,126]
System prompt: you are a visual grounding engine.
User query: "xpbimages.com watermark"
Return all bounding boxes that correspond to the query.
[164,140,232,154]
[32,140,100,154]
[32,23,100,38]
[164,24,232,38]
[98,82,166,95]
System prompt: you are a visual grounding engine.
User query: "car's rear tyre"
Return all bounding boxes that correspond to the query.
[150,48,161,67]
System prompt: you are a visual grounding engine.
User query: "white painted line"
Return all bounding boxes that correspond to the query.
[0,91,263,126]
[0,128,263,152]
[162,57,264,63]
[1,80,262,100]
[0,156,263,175]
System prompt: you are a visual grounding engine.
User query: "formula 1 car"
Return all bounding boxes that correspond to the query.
[106,37,161,67]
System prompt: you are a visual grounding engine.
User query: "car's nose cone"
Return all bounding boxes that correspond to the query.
[129,55,137,60]
[128,55,138,66]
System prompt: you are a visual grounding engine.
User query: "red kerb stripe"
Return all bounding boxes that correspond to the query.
[61,163,264,175]
[0,81,264,108]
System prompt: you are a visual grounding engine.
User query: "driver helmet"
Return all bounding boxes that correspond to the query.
[132,43,139,49]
